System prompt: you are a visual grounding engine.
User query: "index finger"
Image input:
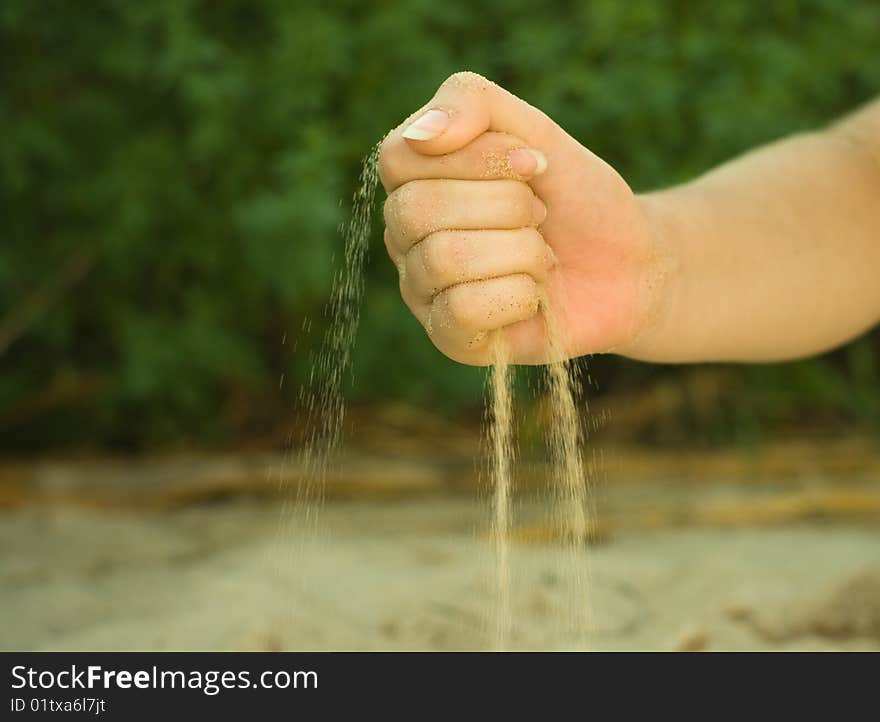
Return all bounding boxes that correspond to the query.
[379,131,548,193]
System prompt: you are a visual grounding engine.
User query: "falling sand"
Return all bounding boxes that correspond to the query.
[292,141,382,513]
[287,138,593,651]
[487,296,592,651]
[541,295,593,647]
[275,141,382,610]
[487,336,514,650]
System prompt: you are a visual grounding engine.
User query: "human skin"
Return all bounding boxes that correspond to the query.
[379,72,880,366]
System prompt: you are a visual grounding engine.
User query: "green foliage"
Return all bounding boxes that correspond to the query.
[2,0,879,449]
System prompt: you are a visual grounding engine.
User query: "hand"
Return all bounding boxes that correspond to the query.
[379,72,671,366]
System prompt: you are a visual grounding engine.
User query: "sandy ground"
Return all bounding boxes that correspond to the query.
[2,493,879,652]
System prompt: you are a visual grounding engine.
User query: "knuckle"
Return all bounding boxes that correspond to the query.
[382,192,394,220]
[435,338,487,367]
[383,229,402,267]
[524,230,549,267]
[398,279,421,314]
[392,179,448,247]
[443,70,490,91]
[444,285,480,331]
[432,336,466,364]
[513,271,538,294]
[378,134,406,191]
[512,182,536,222]
[382,196,399,234]
[420,232,455,282]
[383,183,418,236]
[382,226,396,250]
[515,275,541,311]
[402,248,422,291]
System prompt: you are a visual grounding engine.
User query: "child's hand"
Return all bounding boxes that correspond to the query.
[379,72,671,366]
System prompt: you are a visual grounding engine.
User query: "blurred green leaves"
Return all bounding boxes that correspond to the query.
[1,0,878,448]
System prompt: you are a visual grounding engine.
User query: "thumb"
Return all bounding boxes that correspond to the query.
[399,71,558,157]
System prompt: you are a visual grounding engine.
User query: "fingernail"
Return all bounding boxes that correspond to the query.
[532,197,548,225]
[401,109,450,141]
[509,148,548,177]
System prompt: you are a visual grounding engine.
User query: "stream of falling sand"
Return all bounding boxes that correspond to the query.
[281,139,592,651]
[488,297,593,651]
[541,293,593,648]
[488,336,513,650]
[293,141,381,512]
[274,141,382,604]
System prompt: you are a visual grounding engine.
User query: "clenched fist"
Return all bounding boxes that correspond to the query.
[379,71,670,366]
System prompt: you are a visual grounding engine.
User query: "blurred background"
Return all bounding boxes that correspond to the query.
[2,0,879,651]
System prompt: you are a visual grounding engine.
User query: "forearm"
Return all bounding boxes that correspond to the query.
[629,99,880,363]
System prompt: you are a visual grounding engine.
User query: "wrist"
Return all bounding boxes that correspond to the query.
[616,191,685,361]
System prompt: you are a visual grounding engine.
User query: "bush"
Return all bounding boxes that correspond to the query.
[2,0,878,449]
